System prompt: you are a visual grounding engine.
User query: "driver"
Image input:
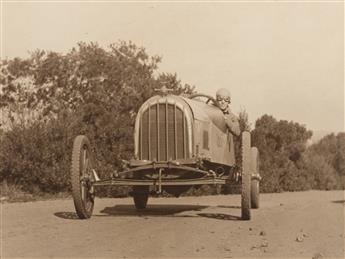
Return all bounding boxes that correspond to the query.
[216,88,241,137]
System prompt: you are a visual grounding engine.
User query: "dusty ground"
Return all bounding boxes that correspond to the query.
[1,190,344,258]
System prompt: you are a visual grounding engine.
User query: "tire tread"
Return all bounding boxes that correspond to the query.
[71,135,94,219]
[241,131,251,220]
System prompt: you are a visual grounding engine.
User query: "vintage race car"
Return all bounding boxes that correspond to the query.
[71,90,261,220]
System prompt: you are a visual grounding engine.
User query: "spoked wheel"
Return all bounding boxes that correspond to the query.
[251,147,260,209]
[241,131,251,220]
[132,186,149,209]
[71,135,95,219]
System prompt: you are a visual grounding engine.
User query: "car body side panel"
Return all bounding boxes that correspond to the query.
[180,97,235,166]
[193,119,235,166]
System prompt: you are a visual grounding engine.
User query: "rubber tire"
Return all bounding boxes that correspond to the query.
[251,147,260,209]
[71,135,94,219]
[251,179,260,209]
[241,131,251,220]
[133,186,149,209]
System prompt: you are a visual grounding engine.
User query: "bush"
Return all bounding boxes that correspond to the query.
[0,111,75,193]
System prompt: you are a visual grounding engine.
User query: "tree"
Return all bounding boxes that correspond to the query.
[156,72,195,95]
[305,132,345,189]
[251,114,313,192]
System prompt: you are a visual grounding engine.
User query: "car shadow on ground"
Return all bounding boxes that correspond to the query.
[99,204,208,217]
[98,204,241,220]
[54,204,241,221]
[332,200,345,204]
[197,213,241,221]
[54,212,80,220]
[217,205,241,209]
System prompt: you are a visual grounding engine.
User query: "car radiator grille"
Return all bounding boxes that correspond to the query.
[139,103,190,161]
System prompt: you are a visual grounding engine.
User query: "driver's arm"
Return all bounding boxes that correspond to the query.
[224,113,241,137]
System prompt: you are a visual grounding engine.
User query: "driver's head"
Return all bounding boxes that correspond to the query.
[216,88,231,111]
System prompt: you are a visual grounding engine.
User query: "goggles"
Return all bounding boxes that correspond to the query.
[216,96,231,103]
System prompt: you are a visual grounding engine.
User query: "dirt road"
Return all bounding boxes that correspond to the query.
[1,190,344,258]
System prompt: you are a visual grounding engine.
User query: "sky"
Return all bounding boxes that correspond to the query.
[1,1,344,133]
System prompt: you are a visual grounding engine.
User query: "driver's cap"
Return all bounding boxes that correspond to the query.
[216,88,231,103]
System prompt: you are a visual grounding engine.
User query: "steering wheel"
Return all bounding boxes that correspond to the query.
[189,93,219,106]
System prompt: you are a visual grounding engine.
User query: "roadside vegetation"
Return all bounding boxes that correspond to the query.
[0,41,344,201]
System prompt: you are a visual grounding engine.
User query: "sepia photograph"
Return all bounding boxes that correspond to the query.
[1,0,344,258]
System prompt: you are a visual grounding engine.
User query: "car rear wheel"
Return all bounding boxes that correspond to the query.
[251,179,260,209]
[71,135,95,219]
[132,186,149,209]
[241,131,251,220]
[251,147,260,209]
